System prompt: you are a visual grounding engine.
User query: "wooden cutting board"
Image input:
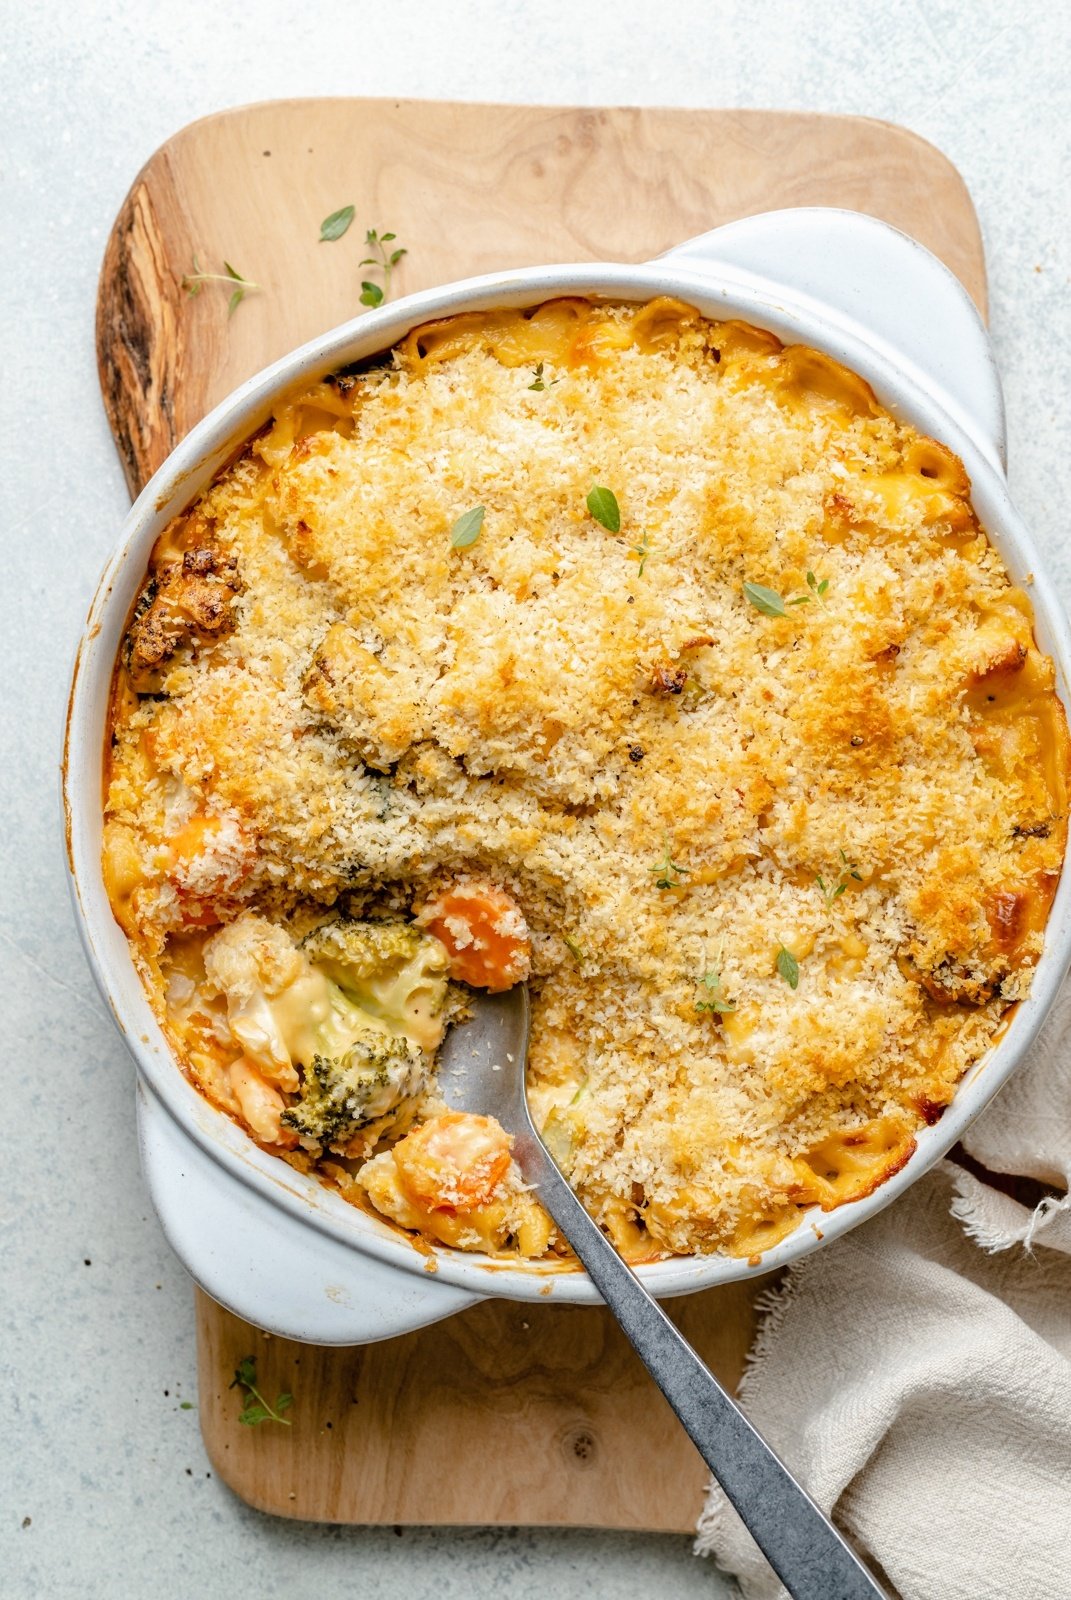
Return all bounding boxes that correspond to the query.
[97,98,986,1530]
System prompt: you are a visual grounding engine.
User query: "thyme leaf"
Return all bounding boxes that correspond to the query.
[587,485,621,533]
[775,946,800,989]
[450,506,486,550]
[319,205,356,242]
[743,581,786,618]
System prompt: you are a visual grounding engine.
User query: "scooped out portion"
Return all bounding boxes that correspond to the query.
[193,909,450,1156]
[141,880,544,1253]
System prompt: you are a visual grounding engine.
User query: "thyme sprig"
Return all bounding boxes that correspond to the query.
[743,571,829,618]
[230,1356,293,1427]
[695,969,736,1014]
[359,228,407,306]
[528,362,560,391]
[650,833,689,890]
[816,849,863,909]
[181,256,259,316]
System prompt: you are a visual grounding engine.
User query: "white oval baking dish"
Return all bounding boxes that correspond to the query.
[65,208,1071,1343]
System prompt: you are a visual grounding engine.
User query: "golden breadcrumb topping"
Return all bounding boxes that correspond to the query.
[103,297,1069,1262]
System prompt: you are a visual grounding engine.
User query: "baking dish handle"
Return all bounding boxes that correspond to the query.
[137,1076,485,1344]
[655,207,1006,473]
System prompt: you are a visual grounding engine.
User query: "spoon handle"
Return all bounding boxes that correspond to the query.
[515,1132,889,1600]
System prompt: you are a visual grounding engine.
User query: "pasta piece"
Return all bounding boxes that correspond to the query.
[229,1058,297,1148]
[794,1117,917,1210]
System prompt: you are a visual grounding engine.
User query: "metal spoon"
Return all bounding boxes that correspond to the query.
[436,986,889,1600]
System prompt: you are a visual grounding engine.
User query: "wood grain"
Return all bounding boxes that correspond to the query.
[197,1283,758,1530]
[97,97,986,1529]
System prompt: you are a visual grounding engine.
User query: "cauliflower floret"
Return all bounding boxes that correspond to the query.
[202,912,306,1087]
[203,911,305,999]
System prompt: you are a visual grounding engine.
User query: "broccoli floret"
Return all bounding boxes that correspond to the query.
[301,916,450,1052]
[302,918,426,982]
[281,1001,424,1145]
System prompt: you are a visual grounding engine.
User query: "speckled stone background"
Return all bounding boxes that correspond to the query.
[4,2,1069,1595]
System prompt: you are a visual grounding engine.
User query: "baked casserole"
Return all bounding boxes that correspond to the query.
[102,296,1070,1263]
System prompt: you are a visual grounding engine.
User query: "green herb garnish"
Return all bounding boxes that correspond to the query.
[450,506,486,550]
[587,485,621,534]
[743,581,787,618]
[745,572,829,616]
[528,362,559,391]
[775,946,800,989]
[816,849,863,909]
[230,1356,293,1427]
[695,969,736,1014]
[563,935,587,964]
[181,256,259,316]
[179,1401,194,1411]
[632,530,652,577]
[787,571,830,607]
[650,834,689,890]
[359,228,407,306]
[319,205,356,242]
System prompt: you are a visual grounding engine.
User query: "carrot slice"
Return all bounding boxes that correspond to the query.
[394,1112,512,1212]
[416,878,531,991]
[166,813,254,927]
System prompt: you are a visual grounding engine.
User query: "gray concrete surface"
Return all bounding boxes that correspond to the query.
[3,2,1068,1595]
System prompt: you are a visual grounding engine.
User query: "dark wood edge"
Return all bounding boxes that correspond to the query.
[96,163,186,499]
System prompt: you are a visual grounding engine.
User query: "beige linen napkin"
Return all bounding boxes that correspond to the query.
[695,978,1071,1599]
